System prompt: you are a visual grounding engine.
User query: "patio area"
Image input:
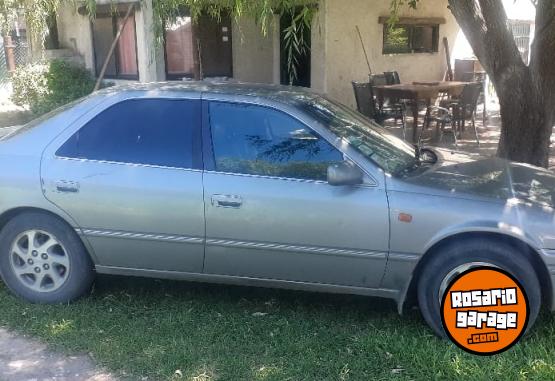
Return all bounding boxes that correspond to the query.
[383,102,555,172]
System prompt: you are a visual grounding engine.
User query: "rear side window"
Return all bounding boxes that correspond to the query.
[209,102,343,181]
[56,98,200,169]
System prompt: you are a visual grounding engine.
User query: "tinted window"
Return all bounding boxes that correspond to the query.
[209,102,343,181]
[57,99,199,168]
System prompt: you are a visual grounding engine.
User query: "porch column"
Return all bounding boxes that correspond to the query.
[135,0,163,82]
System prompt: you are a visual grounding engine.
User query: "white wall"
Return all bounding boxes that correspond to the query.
[135,0,162,82]
[232,17,276,84]
[56,6,94,71]
[322,0,459,107]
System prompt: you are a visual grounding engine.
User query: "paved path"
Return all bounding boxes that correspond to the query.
[0,328,117,381]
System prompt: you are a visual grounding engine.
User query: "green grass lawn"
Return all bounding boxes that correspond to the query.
[1,276,555,381]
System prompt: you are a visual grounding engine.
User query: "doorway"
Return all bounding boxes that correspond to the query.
[280,10,311,87]
[164,11,233,80]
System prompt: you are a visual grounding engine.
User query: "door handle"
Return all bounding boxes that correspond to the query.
[55,180,80,193]
[211,194,243,208]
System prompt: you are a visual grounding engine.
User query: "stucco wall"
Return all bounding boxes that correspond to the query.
[135,0,162,82]
[323,0,459,107]
[232,17,276,84]
[56,6,94,71]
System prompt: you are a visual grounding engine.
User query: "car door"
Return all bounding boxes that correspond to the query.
[41,96,205,273]
[202,99,390,288]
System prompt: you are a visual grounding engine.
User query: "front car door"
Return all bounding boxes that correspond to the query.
[201,96,390,288]
[41,93,205,273]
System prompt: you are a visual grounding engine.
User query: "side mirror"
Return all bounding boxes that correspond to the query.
[327,161,364,186]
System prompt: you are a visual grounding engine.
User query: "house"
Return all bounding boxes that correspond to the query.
[52,0,460,107]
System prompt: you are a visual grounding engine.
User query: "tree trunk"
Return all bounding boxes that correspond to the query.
[447,0,554,168]
[496,74,551,167]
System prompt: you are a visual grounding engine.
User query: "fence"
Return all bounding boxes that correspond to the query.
[0,36,31,87]
[510,21,532,65]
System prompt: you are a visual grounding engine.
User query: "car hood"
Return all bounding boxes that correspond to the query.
[400,148,555,207]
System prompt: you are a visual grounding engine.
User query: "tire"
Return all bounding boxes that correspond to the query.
[417,238,541,338]
[0,212,94,304]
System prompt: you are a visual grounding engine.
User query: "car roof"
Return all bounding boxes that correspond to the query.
[95,81,321,106]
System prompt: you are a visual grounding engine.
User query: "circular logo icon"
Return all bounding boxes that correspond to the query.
[441,266,529,355]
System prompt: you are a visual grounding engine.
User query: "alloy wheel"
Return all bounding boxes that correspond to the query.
[9,230,70,293]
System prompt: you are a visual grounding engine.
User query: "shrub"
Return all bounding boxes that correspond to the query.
[12,59,96,116]
[11,62,49,111]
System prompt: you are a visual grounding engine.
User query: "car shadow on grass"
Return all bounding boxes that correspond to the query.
[2,275,555,380]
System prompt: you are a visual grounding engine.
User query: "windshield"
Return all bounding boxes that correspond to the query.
[300,96,418,176]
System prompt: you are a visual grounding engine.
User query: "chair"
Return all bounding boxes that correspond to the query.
[371,73,388,86]
[352,80,407,140]
[370,74,407,136]
[351,81,377,120]
[384,71,401,85]
[420,82,482,148]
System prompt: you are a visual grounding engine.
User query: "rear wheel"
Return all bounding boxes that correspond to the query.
[417,238,541,337]
[0,212,94,303]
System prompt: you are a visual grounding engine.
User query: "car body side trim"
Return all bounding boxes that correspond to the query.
[203,170,377,188]
[387,252,420,262]
[80,229,205,245]
[54,156,204,173]
[206,238,387,259]
[77,228,385,259]
[95,265,400,299]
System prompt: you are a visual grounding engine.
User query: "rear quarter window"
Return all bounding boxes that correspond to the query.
[56,98,201,169]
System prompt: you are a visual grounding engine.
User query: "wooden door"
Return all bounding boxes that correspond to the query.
[197,14,233,78]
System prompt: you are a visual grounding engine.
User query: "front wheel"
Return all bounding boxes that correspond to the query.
[0,212,94,304]
[417,238,541,337]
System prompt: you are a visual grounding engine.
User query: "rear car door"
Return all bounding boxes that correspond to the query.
[40,95,205,273]
[202,99,390,288]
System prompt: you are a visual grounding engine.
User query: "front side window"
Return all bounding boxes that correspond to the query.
[209,102,344,181]
[300,96,418,176]
[57,99,200,169]
[92,13,139,79]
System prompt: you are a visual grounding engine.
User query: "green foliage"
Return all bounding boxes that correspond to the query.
[282,7,313,85]
[388,0,420,24]
[11,59,95,115]
[383,25,410,54]
[11,61,49,110]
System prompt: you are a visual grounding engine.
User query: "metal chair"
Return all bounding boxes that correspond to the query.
[371,73,388,86]
[384,71,401,85]
[420,82,482,148]
[352,80,407,140]
[351,81,377,120]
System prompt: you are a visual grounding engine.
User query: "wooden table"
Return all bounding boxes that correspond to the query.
[374,81,467,142]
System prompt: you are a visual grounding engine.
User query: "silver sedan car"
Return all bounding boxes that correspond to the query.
[0,82,554,336]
